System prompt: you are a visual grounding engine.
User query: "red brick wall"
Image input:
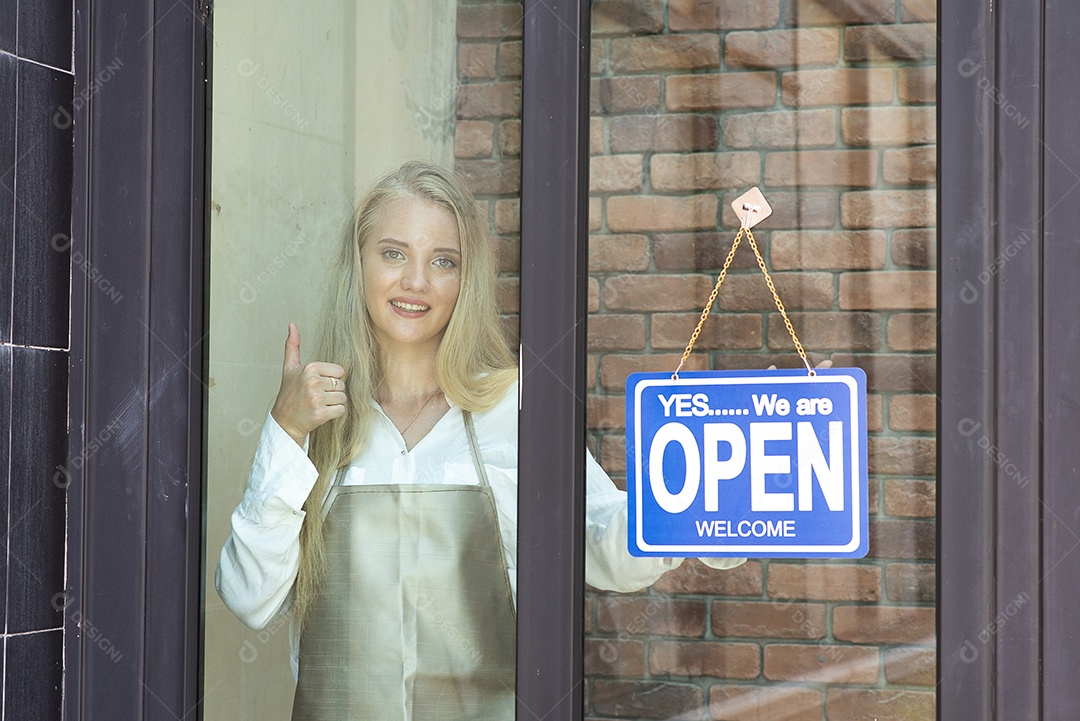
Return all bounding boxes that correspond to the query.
[457,0,936,718]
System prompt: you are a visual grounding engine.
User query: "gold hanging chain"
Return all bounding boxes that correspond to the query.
[672,224,814,380]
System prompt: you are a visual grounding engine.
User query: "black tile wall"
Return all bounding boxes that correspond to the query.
[0,1,74,717]
[16,0,72,73]
[8,347,66,634]
[11,60,72,350]
[0,0,15,56]
[0,53,14,344]
[5,629,63,719]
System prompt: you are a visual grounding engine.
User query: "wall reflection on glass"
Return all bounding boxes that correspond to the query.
[202,1,524,719]
[584,1,936,719]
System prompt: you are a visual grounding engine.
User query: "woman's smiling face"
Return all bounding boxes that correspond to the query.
[361,196,462,355]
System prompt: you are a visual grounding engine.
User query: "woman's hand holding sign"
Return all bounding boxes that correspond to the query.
[271,322,348,446]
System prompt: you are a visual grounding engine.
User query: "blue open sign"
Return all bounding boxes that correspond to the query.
[626,368,868,558]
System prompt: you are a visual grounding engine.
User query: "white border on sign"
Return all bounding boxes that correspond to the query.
[633,374,863,554]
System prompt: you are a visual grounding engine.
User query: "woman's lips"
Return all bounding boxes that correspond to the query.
[390,299,430,313]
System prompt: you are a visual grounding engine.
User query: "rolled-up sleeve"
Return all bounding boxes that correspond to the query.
[215,413,319,629]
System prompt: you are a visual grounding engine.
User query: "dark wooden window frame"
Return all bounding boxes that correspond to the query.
[66,0,1079,718]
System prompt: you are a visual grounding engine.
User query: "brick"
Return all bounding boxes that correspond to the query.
[889,393,935,431]
[605,274,712,311]
[725,28,840,69]
[900,66,936,104]
[585,638,645,677]
[834,605,935,644]
[493,199,519,235]
[496,276,518,313]
[590,197,602,232]
[454,120,493,158]
[652,152,760,192]
[893,229,935,268]
[886,562,936,602]
[902,0,937,21]
[592,76,662,114]
[845,24,936,62]
[669,0,781,31]
[831,353,936,393]
[589,313,646,351]
[771,230,886,270]
[592,680,704,720]
[591,154,644,193]
[866,393,884,433]
[720,191,836,229]
[841,190,935,228]
[869,519,935,559]
[709,684,821,721]
[589,276,600,311]
[610,114,719,153]
[869,437,936,475]
[868,477,881,512]
[589,234,650,272]
[600,353,709,391]
[650,641,760,679]
[839,271,936,310]
[585,595,593,633]
[667,73,778,112]
[652,313,762,351]
[497,119,520,156]
[883,479,936,517]
[723,109,836,149]
[764,150,877,187]
[883,646,936,685]
[588,393,625,432]
[592,39,607,75]
[715,272,834,311]
[884,146,936,185]
[781,68,894,107]
[456,82,521,118]
[592,0,664,36]
[763,644,879,684]
[712,601,827,639]
[842,107,936,146]
[652,559,764,596]
[494,235,519,272]
[457,4,522,39]
[591,117,606,155]
[711,352,836,373]
[600,434,626,473]
[792,0,896,25]
[768,312,881,352]
[885,313,937,351]
[497,40,521,77]
[610,34,721,73]
[458,43,496,79]
[608,195,719,233]
[826,688,935,721]
[596,597,707,637]
[587,353,598,387]
[766,563,882,602]
[654,232,759,271]
[455,159,520,195]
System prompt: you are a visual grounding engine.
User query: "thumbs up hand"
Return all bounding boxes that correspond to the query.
[270,323,347,447]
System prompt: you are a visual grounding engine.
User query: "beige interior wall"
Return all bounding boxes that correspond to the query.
[203,2,455,719]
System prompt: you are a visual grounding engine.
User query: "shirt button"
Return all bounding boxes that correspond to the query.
[401,449,406,456]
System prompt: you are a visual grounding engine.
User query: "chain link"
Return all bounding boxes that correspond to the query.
[672,226,814,379]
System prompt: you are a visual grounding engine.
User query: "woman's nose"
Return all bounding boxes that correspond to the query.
[400,261,430,291]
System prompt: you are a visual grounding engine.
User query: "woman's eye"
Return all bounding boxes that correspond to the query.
[383,249,404,261]
[433,257,457,270]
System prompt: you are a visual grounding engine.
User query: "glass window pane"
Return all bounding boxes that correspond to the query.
[585,1,936,718]
[202,2,522,718]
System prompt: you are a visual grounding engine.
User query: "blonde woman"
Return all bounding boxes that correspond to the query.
[215,161,744,720]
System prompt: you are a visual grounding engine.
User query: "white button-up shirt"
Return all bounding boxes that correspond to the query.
[215,382,745,634]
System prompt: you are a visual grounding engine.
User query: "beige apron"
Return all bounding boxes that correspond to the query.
[291,410,516,721]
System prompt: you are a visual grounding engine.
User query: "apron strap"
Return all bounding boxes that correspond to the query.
[462,410,491,489]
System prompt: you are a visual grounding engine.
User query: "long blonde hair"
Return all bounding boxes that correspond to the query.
[293,161,516,627]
